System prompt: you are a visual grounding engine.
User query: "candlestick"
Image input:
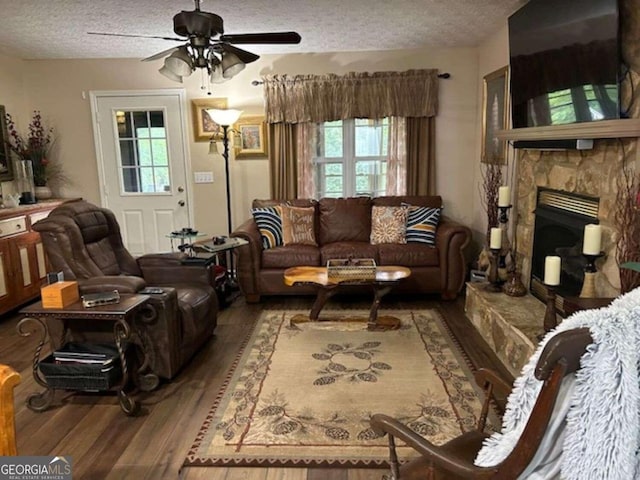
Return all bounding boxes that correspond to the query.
[544,256,561,286]
[484,248,503,292]
[579,252,604,298]
[498,186,510,207]
[582,224,602,255]
[543,285,558,333]
[490,228,502,249]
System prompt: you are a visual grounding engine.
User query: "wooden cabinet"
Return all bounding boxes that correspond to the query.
[0,200,69,316]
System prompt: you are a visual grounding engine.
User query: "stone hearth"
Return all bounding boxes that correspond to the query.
[465,282,546,376]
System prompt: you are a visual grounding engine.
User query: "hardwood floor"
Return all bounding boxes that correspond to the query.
[1,291,512,480]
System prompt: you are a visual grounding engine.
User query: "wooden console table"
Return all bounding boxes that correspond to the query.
[17,294,156,416]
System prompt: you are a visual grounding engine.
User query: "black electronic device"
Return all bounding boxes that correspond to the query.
[508,0,620,129]
[81,291,121,308]
[213,236,226,245]
[139,287,165,294]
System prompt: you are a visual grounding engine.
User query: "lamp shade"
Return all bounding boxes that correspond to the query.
[209,138,221,155]
[221,52,245,79]
[164,46,193,77]
[158,65,183,83]
[207,109,243,126]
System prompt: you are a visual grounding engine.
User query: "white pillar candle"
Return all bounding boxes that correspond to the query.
[544,256,561,286]
[490,228,502,249]
[582,224,602,255]
[498,186,511,207]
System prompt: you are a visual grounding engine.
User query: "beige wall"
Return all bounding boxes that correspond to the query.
[18,46,479,239]
[472,24,510,252]
[0,52,28,195]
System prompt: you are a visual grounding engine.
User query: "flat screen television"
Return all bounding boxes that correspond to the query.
[509,0,620,129]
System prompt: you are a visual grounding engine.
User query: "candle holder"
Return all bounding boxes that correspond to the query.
[579,252,604,298]
[498,205,512,225]
[497,205,512,281]
[503,269,527,297]
[543,285,558,333]
[484,248,503,292]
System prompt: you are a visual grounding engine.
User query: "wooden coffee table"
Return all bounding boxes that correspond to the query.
[283,265,411,330]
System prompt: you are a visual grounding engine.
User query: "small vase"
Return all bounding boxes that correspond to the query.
[34,185,53,200]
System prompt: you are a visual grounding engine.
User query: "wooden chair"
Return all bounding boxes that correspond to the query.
[0,364,21,456]
[370,328,592,479]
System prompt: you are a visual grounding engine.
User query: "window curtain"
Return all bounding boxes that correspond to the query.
[406,117,436,195]
[386,117,406,195]
[263,69,439,198]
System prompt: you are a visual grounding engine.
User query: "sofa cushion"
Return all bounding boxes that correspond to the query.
[252,206,284,249]
[281,205,317,246]
[320,242,379,265]
[319,197,372,245]
[377,243,439,267]
[405,205,441,246]
[262,245,321,268]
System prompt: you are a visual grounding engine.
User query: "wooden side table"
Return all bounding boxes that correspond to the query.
[17,294,156,416]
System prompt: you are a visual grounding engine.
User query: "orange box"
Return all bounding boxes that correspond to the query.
[41,281,80,309]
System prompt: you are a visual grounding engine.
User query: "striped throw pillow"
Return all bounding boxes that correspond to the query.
[405,205,441,246]
[251,206,284,249]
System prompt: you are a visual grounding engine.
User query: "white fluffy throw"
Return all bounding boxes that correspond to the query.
[474,287,640,480]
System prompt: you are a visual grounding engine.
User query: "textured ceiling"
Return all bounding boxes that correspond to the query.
[0,0,524,60]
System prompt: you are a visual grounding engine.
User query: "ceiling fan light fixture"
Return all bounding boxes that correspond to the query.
[209,64,225,84]
[158,65,183,83]
[221,52,245,79]
[206,108,243,127]
[164,46,194,77]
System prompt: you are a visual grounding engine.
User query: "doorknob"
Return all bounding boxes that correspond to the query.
[178,200,185,207]
[178,186,184,193]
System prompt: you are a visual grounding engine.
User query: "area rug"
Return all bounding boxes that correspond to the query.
[184,309,489,468]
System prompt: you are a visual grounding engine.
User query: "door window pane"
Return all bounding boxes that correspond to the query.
[115,110,171,194]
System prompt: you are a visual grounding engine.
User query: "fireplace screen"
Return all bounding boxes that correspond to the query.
[530,188,599,309]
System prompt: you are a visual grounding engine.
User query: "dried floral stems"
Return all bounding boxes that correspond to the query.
[614,141,640,293]
[479,162,503,243]
[4,111,54,186]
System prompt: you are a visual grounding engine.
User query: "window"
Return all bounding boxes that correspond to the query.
[313,118,389,198]
[116,110,171,194]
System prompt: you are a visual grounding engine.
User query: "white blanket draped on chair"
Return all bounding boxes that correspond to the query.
[475,287,640,480]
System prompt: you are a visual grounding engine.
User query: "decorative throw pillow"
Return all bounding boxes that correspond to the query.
[370,206,408,245]
[251,206,283,249]
[405,205,441,246]
[281,205,317,246]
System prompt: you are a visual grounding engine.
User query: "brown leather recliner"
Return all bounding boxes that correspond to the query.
[32,200,218,381]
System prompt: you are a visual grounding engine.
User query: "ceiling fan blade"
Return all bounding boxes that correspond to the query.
[219,32,301,45]
[221,44,260,64]
[142,46,182,62]
[88,32,184,42]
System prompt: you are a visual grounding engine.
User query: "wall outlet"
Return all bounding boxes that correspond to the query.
[194,171,214,183]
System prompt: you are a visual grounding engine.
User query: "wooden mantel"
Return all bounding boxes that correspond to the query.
[496,118,640,141]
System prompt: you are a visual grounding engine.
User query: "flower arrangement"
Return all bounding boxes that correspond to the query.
[5,111,54,186]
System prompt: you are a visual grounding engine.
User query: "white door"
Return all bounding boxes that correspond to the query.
[91,90,191,255]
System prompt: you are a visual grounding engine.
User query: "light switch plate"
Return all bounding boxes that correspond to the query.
[194,171,214,183]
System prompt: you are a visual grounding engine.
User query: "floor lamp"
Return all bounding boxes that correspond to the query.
[207,108,243,286]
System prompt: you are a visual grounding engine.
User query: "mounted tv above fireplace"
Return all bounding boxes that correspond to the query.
[509,0,621,129]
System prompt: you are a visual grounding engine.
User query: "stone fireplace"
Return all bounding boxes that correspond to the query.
[513,139,634,302]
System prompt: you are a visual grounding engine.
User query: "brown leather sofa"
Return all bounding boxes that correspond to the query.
[231,196,471,302]
[32,200,218,381]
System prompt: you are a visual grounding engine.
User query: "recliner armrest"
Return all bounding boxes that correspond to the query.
[137,253,211,286]
[231,219,264,297]
[435,217,471,299]
[77,276,146,294]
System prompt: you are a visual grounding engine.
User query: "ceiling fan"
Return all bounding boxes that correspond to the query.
[88,0,301,83]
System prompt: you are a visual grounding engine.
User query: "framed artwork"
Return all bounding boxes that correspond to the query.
[481,66,510,164]
[191,97,228,142]
[0,105,14,181]
[233,115,268,159]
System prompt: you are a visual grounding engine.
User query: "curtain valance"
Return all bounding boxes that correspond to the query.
[262,69,439,124]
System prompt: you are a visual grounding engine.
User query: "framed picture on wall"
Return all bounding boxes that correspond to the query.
[191,97,228,142]
[233,115,268,159]
[481,66,510,164]
[0,105,14,181]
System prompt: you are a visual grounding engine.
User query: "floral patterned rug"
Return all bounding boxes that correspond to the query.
[184,309,488,469]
